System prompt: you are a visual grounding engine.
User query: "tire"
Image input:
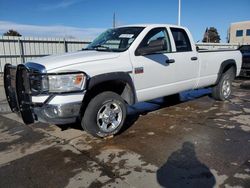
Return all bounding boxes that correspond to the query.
[81,91,127,138]
[211,68,235,101]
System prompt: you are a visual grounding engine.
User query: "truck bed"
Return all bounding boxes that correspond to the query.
[196,49,242,89]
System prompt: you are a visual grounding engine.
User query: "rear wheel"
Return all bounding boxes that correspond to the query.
[81,91,127,138]
[211,68,235,101]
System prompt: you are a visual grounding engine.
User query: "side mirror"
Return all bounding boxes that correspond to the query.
[136,39,166,56]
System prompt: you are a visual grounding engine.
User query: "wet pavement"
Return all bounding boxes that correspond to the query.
[0,77,250,188]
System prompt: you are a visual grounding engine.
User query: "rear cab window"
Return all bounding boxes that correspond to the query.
[170,28,192,52]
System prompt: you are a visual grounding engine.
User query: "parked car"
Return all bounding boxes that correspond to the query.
[4,24,242,138]
[238,45,250,77]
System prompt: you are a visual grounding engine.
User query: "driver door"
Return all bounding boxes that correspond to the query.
[130,27,177,102]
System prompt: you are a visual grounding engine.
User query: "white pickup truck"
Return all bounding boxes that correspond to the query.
[4,24,242,137]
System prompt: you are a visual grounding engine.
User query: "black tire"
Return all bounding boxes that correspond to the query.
[81,91,127,138]
[211,68,235,101]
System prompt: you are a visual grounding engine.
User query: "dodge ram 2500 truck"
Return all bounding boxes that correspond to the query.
[4,24,242,137]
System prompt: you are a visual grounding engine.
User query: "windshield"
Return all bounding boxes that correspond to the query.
[85,27,144,52]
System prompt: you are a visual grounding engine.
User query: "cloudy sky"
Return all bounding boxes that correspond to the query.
[0,0,249,41]
[0,20,104,40]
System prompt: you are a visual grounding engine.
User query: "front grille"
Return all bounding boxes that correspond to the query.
[29,73,49,95]
[30,72,43,94]
[26,63,47,95]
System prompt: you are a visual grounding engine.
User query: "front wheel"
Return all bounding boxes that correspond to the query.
[81,91,127,138]
[211,68,235,101]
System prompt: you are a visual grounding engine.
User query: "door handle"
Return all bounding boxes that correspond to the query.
[166,59,175,64]
[191,57,198,61]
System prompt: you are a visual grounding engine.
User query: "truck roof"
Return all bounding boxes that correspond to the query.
[117,24,186,29]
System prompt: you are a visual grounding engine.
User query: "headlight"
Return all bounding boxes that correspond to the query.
[47,73,86,93]
[30,72,86,94]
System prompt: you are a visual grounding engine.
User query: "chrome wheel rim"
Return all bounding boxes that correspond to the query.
[97,101,123,133]
[222,79,231,98]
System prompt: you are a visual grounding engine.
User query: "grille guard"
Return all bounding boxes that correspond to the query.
[4,63,87,125]
[4,64,34,124]
[4,64,19,112]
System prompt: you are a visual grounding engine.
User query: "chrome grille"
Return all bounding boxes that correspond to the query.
[26,62,47,95]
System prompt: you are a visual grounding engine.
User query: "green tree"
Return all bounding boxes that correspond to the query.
[3,29,22,37]
[202,27,221,43]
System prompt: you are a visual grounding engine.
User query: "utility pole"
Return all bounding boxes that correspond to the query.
[113,12,116,28]
[178,0,181,26]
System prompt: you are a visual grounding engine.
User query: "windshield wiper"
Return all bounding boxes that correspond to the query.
[81,45,110,51]
[92,45,110,50]
[81,48,95,51]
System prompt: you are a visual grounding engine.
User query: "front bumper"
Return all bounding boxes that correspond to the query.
[4,64,84,125]
[33,102,82,124]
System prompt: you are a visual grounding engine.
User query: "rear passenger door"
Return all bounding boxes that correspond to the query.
[169,27,199,90]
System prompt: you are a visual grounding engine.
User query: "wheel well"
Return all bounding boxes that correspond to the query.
[215,60,237,85]
[222,63,236,75]
[80,80,135,118]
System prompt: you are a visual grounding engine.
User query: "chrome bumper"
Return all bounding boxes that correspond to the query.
[33,102,82,124]
[4,64,84,125]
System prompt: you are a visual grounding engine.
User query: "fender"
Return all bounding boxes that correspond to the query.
[215,59,237,85]
[87,71,137,105]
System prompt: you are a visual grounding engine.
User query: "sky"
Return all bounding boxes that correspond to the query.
[0,0,249,42]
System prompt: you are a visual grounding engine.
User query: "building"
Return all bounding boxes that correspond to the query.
[229,21,250,44]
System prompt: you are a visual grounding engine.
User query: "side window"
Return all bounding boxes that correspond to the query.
[138,28,171,53]
[170,28,192,52]
[246,29,250,36]
[236,30,243,37]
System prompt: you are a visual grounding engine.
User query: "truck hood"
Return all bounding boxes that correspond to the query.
[30,50,120,71]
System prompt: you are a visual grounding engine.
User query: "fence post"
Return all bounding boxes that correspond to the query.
[64,38,68,53]
[18,38,25,63]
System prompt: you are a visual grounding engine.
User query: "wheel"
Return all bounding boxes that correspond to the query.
[211,68,235,101]
[81,91,127,138]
